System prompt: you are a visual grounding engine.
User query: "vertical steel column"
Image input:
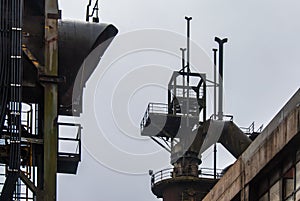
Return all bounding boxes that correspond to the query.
[214,37,228,121]
[42,0,59,200]
[212,48,218,179]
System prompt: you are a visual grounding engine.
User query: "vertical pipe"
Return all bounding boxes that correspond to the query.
[214,144,217,179]
[213,48,218,120]
[86,0,92,22]
[173,74,176,115]
[212,48,218,179]
[214,37,228,121]
[180,48,186,72]
[203,74,207,121]
[185,17,192,79]
[185,16,192,126]
[180,48,186,98]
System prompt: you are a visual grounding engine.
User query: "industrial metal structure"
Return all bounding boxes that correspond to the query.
[0,0,117,200]
[202,89,300,201]
[140,18,259,201]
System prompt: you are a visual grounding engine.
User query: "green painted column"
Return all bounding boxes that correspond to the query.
[42,0,59,200]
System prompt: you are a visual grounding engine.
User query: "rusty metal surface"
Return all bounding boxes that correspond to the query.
[152,175,218,201]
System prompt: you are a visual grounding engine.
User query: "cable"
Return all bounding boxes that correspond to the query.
[0,0,23,199]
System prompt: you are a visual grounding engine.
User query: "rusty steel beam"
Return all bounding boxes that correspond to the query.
[41,0,59,200]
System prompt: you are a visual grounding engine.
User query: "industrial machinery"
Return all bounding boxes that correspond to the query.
[140,17,258,201]
[0,0,117,200]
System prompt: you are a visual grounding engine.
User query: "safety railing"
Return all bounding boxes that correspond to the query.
[0,164,6,195]
[174,87,198,99]
[1,103,37,137]
[240,122,255,134]
[150,167,224,186]
[240,122,264,134]
[148,102,169,114]
[58,122,82,160]
[21,103,33,135]
[209,114,233,121]
[256,124,264,132]
[140,103,168,131]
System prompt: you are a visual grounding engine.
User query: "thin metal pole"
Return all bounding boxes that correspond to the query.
[185,16,192,126]
[180,48,186,98]
[214,144,217,179]
[180,48,186,72]
[213,48,218,179]
[185,16,192,83]
[86,0,92,21]
[214,37,228,120]
[213,48,218,120]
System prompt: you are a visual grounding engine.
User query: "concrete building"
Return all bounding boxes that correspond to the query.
[202,89,300,201]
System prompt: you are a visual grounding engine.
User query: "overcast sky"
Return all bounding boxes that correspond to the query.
[57,0,300,200]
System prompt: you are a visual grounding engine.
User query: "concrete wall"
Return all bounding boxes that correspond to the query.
[202,89,300,201]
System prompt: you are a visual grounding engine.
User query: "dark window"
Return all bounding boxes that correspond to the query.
[283,167,295,200]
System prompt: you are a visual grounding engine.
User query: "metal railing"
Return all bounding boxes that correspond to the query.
[173,87,198,99]
[151,167,224,186]
[240,122,264,134]
[240,122,255,134]
[209,114,233,121]
[148,102,169,114]
[256,124,264,132]
[21,103,33,135]
[58,122,82,160]
[140,101,202,131]
[140,103,168,131]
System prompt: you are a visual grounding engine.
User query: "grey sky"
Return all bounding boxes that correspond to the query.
[57,0,300,200]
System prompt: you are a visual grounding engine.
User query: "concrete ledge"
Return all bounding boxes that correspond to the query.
[202,89,300,201]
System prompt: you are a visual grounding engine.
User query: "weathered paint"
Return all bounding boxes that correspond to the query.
[202,89,300,201]
[153,176,218,201]
[42,1,59,200]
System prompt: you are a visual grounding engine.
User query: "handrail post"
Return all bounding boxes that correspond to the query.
[79,125,81,160]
